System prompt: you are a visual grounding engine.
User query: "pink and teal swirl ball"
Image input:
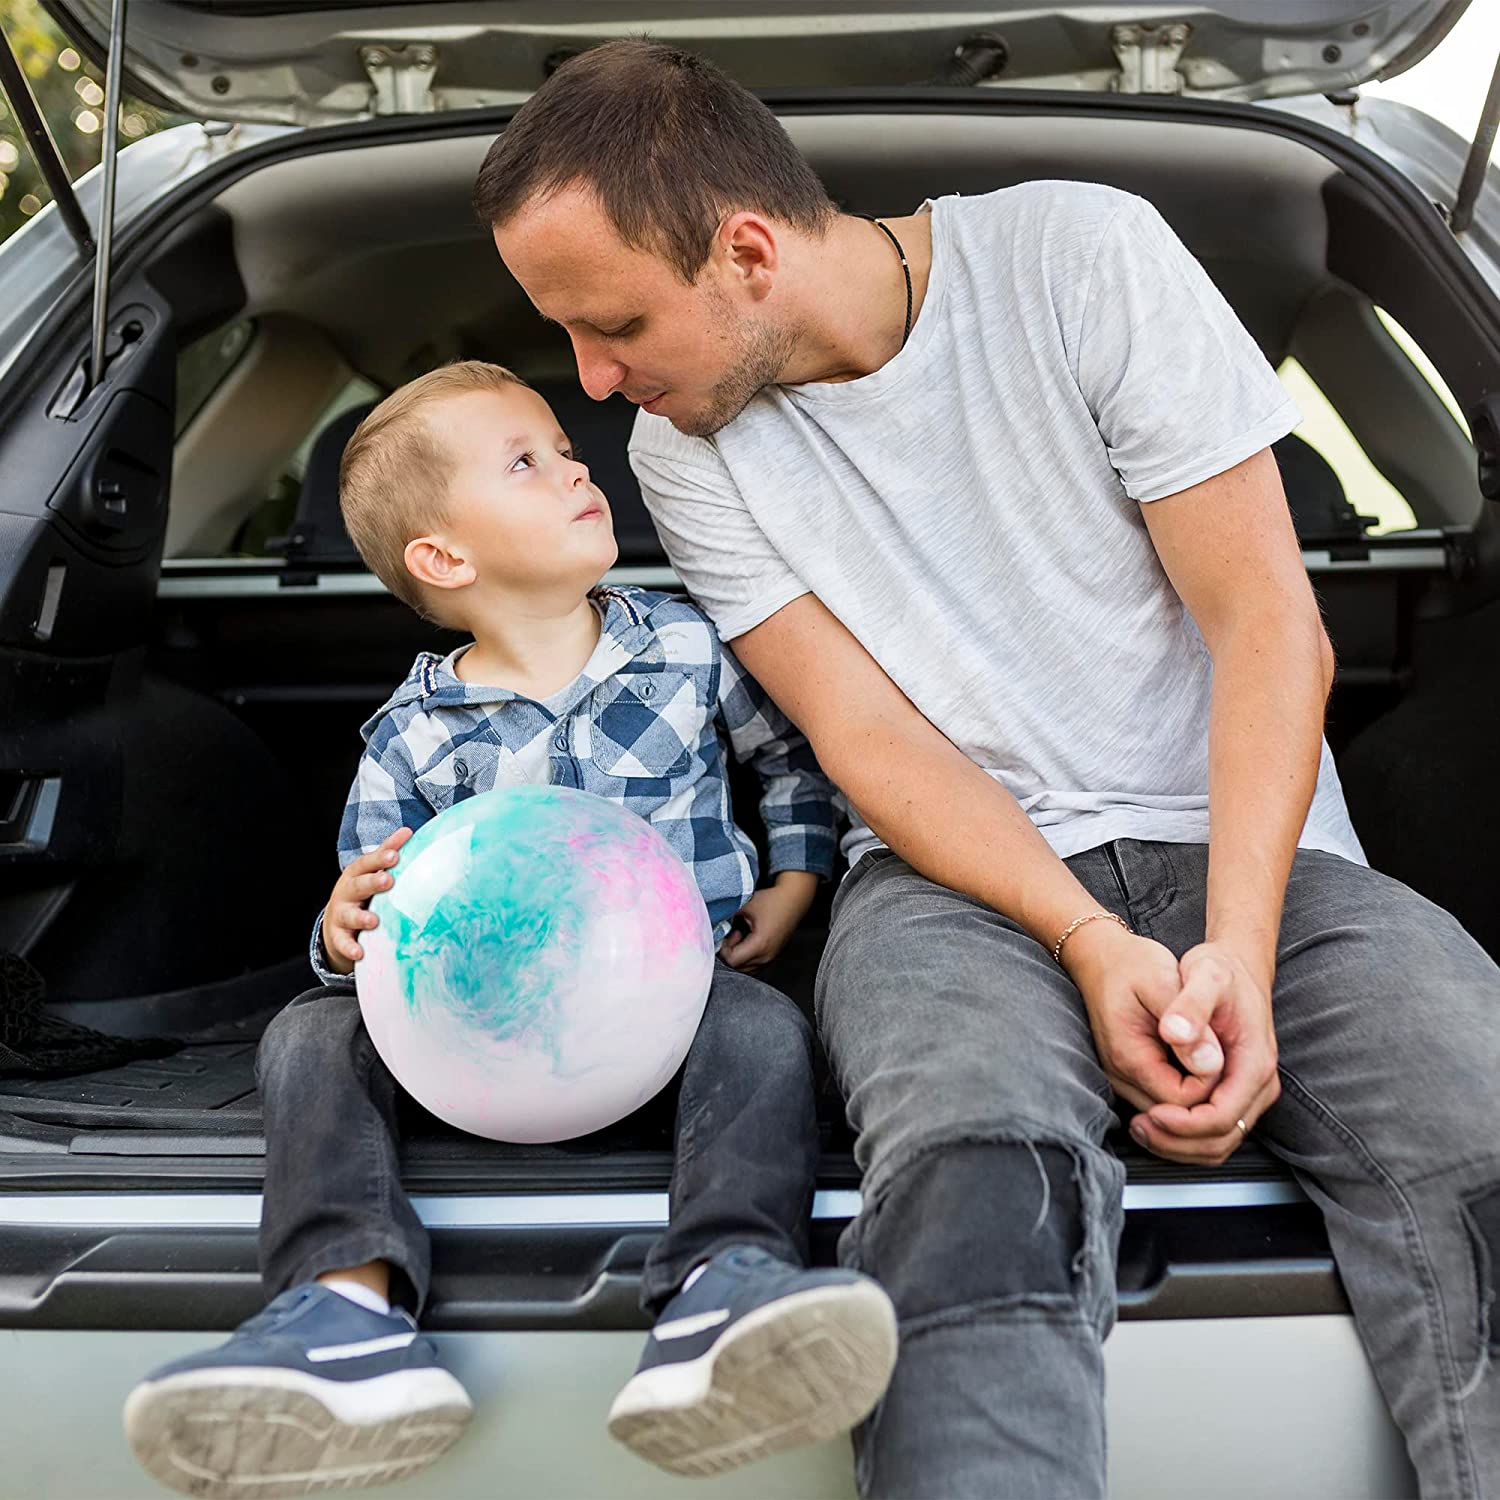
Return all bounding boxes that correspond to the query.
[356,785,714,1142]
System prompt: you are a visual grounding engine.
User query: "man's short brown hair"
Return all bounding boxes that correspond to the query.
[339,360,528,618]
[472,39,836,282]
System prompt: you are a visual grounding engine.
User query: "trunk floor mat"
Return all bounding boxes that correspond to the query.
[0,957,1297,1190]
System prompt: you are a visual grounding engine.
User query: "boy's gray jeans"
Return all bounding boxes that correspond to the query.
[819,841,1500,1500]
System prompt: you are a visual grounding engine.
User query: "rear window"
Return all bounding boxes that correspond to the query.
[1275,358,1416,535]
[176,319,255,437]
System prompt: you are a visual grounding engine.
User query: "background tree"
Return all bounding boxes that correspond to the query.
[0,0,185,244]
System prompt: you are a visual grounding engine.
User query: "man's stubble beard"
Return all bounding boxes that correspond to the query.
[671,294,799,439]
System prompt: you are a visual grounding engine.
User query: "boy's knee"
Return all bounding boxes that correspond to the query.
[699,972,813,1072]
[256,986,361,1076]
[852,1136,1122,1334]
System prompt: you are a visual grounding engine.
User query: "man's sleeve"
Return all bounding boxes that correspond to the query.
[1073,194,1301,503]
[629,418,808,641]
[309,724,431,988]
[714,639,838,881]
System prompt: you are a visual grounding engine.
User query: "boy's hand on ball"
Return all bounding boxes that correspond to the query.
[719,870,820,974]
[321,828,415,974]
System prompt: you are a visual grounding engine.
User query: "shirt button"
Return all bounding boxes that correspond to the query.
[452,759,467,778]
[554,734,567,752]
[640,681,655,699]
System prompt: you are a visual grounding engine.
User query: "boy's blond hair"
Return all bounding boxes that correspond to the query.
[339,360,529,617]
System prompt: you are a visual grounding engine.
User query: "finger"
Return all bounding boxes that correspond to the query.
[1112,1035,1218,1111]
[333,930,363,962]
[350,843,403,878]
[1109,1076,1159,1115]
[353,831,411,877]
[349,870,395,902]
[1145,1045,1275,1139]
[1159,1014,1226,1078]
[334,904,379,932]
[1129,1111,1242,1164]
[1136,1076,1278,1163]
[1158,965,1231,1075]
[729,931,774,968]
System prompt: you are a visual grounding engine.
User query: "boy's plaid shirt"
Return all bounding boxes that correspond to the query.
[310,586,837,984]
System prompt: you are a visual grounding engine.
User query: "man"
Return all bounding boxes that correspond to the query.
[477,39,1500,1499]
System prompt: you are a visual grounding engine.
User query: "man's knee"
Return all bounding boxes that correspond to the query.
[850,1136,1123,1334]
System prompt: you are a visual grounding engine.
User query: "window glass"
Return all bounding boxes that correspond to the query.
[228,373,382,557]
[1373,307,1471,439]
[1275,358,1417,535]
[175,319,255,437]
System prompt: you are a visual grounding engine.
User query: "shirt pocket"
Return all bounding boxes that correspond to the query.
[590,667,705,782]
[413,728,526,812]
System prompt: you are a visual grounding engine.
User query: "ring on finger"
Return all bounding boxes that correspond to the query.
[1235,1118,1248,1136]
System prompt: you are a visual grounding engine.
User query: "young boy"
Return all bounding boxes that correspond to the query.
[123,362,897,1497]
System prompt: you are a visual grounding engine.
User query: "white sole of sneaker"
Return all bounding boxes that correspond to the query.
[123,1364,473,1498]
[606,1280,899,1478]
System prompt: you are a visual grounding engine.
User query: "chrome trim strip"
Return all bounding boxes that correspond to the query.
[0,1179,1305,1229]
[156,546,1448,599]
[157,566,683,599]
[1302,546,1446,572]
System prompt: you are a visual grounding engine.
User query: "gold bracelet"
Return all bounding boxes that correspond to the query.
[1051,910,1132,965]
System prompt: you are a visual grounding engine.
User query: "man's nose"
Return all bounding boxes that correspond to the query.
[571,336,626,401]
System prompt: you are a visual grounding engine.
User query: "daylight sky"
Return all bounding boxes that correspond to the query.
[1365,3,1500,152]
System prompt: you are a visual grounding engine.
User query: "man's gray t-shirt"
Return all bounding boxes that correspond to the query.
[629,181,1366,870]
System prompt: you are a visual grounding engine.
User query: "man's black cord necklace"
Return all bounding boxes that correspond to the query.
[859,214,913,350]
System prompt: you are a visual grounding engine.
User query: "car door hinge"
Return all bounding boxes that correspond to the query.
[1110,23,1190,96]
[360,42,439,117]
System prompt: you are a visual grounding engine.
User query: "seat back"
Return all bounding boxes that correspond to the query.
[279,401,375,566]
[1272,432,1371,541]
[282,386,667,571]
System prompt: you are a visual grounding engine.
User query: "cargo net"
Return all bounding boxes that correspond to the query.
[0,950,181,1079]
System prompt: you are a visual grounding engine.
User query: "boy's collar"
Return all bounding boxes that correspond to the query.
[400,586,659,710]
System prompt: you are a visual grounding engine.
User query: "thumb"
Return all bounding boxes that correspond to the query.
[1159,960,1228,1076]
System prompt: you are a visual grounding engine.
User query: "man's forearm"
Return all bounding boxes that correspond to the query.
[820,708,1099,948]
[1203,612,1332,985]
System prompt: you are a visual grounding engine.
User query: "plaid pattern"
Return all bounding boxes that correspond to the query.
[310,586,837,984]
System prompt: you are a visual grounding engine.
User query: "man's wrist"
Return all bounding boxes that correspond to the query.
[1055,912,1136,983]
[1202,924,1277,991]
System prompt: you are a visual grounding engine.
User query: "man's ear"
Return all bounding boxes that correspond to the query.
[404,534,475,593]
[718,211,778,302]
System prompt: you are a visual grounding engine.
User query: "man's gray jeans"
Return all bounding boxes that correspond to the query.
[817,840,1500,1499]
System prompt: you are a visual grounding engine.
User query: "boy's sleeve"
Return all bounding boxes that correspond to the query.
[714,639,838,881]
[308,721,432,988]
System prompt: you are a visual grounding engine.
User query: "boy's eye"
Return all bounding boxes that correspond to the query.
[601,320,637,340]
[509,450,537,473]
[561,445,581,463]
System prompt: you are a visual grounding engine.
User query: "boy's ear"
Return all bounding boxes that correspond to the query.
[404,534,475,593]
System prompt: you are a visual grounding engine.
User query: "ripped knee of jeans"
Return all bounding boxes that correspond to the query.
[851,1135,1123,1336]
[1460,1183,1500,1399]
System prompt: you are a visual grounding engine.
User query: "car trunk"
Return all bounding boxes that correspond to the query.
[0,95,1493,1428]
[3,85,1497,1150]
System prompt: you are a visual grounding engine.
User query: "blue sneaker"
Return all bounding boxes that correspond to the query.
[607,1245,898,1477]
[123,1283,472,1498]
